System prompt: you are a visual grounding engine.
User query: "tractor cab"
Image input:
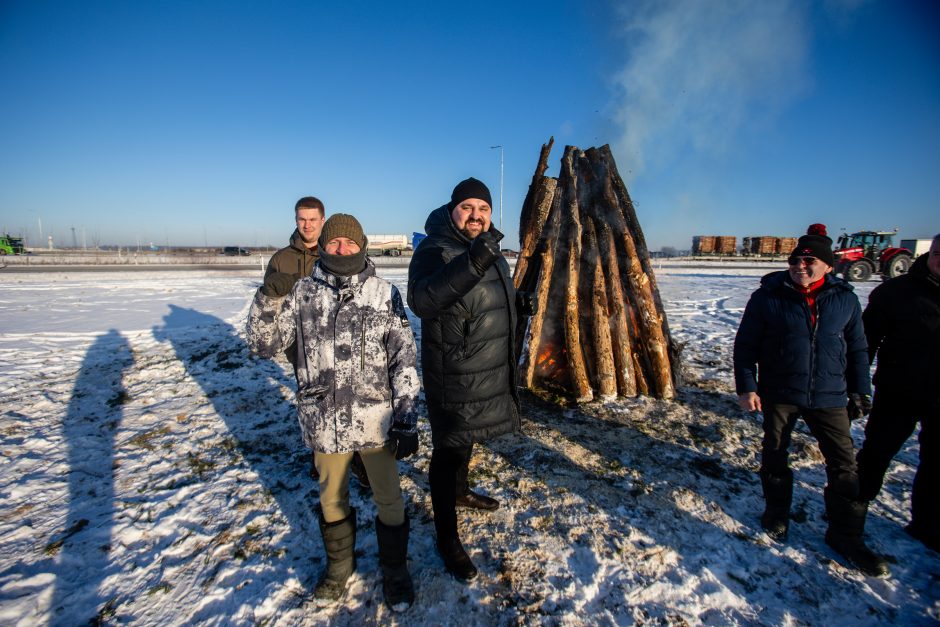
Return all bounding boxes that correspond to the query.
[834,229,912,282]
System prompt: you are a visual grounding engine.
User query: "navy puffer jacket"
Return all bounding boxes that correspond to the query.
[407,205,521,448]
[733,271,871,409]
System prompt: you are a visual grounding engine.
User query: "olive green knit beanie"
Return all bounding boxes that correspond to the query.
[318,213,366,249]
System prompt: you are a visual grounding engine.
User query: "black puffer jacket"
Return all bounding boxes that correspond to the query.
[863,254,940,400]
[733,270,871,408]
[408,205,520,447]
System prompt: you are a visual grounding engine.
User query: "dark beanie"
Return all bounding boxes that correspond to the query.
[318,213,366,250]
[450,177,492,209]
[790,234,834,266]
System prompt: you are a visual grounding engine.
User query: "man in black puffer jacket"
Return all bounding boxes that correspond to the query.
[408,177,523,583]
[857,235,940,552]
[734,233,888,576]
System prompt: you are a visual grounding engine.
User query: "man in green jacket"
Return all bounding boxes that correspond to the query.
[265,196,326,298]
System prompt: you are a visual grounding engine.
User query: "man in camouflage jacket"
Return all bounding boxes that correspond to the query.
[247,213,420,611]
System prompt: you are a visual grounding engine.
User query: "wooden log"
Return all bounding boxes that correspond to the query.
[598,145,681,388]
[520,190,563,388]
[591,203,638,397]
[559,147,593,402]
[591,153,675,399]
[580,208,617,399]
[515,137,555,290]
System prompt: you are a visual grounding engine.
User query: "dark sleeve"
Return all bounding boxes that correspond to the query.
[844,296,872,396]
[733,292,764,395]
[861,285,887,365]
[407,242,484,319]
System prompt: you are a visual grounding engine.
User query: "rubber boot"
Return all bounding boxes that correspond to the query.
[437,536,477,582]
[375,516,415,611]
[759,469,792,541]
[314,508,357,602]
[455,457,499,511]
[824,490,889,577]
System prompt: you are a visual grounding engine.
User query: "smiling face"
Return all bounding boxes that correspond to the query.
[323,237,361,256]
[787,256,832,287]
[295,207,325,248]
[450,198,492,239]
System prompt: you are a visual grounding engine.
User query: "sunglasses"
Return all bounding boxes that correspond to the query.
[788,256,819,266]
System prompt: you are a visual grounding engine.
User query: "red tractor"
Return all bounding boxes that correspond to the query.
[833,229,913,282]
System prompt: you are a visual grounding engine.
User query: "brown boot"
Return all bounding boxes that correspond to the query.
[314,508,357,602]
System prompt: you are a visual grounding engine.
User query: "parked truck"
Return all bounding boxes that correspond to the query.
[0,234,26,255]
[366,234,410,256]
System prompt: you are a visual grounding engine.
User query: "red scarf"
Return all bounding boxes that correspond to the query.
[795,277,827,326]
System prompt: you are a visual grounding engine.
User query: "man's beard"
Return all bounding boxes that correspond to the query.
[460,220,485,239]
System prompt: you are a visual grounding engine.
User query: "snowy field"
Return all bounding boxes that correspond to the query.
[0,266,936,626]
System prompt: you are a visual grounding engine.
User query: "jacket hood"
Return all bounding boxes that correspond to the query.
[289,228,318,253]
[759,269,853,295]
[424,204,505,248]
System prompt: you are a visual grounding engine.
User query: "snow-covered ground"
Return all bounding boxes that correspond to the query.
[0,266,936,626]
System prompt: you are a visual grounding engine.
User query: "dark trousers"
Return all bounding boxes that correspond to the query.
[429,443,474,542]
[761,403,859,497]
[857,389,938,529]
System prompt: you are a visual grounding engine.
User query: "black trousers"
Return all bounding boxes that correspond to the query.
[429,443,474,542]
[761,403,859,498]
[857,389,938,530]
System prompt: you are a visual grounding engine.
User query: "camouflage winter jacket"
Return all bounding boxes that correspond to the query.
[247,259,420,453]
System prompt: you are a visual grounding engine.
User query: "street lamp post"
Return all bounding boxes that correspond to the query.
[490,145,504,230]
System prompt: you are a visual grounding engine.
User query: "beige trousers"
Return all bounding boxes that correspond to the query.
[315,445,405,526]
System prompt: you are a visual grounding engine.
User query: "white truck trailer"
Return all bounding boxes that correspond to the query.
[900,239,933,258]
[366,234,410,256]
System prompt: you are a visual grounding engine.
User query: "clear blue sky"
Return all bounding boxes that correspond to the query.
[1,0,937,251]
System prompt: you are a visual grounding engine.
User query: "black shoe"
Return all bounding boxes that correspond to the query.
[761,507,789,541]
[455,489,499,511]
[437,538,477,582]
[825,531,890,577]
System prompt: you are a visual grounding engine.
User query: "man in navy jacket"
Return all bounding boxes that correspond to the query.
[734,233,888,576]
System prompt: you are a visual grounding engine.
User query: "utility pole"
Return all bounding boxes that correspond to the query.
[490,145,504,230]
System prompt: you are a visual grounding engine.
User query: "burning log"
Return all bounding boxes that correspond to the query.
[515,141,679,401]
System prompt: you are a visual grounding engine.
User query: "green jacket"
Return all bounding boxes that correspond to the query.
[263,229,320,370]
[265,229,319,280]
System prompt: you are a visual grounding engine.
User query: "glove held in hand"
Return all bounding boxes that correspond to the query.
[388,423,419,460]
[468,232,500,275]
[846,393,872,420]
[261,272,298,298]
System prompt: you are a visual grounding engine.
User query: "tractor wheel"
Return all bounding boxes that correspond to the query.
[886,253,912,279]
[846,260,873,282]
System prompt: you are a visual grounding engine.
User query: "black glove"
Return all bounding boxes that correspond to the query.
[261,272,298,297]
[516,290,538,317]
[468,231,500,275]
[846,393,872,420]
[388,423,419,460]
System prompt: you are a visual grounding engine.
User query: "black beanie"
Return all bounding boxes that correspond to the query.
[449,177,492,209]
[790,234,835,267]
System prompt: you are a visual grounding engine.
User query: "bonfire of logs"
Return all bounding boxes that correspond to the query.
[514,139,680,402]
